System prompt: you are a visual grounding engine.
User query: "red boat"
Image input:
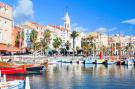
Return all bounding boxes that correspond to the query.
[0,68,26,74]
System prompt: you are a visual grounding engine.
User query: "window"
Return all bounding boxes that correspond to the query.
[0,32,2,41]
[0,7,5,13]
[0,20,3,28]
[5,9,8,14]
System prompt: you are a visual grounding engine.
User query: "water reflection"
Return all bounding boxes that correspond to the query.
[6,64,135,89]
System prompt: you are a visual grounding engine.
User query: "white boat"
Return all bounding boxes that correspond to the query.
[0,71,30,89]
[0,80,24,89]
[125,59,134,66]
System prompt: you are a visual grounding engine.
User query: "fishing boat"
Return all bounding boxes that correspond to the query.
[0,80,24,89]
[83,59,95,64]
[95,51,105,64]
[82,56,95,64]
[104,60,116,65]
[0,72,27,89]
[0,68,26,75]
[116,60,125,65]
[62,60,72,63]
[26,65,44,74]
[95,59,105,64]
[124,59,134,66]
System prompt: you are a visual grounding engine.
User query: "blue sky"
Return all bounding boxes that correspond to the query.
[2,0,135,35]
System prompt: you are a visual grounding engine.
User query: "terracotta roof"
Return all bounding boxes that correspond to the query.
[48,24,65,30]
[29,21,44,28]
[0,2,12,9]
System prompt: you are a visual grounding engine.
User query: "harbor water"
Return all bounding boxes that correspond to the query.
[6,63,135,89]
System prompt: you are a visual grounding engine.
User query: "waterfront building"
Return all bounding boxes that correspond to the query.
[24,21,46,43]
[12,26,21,48]
[0,3,12,44]
[21,25,33,49]
[0,2,13,53]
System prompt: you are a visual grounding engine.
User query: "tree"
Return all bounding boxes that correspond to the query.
[88,35,96,56]
[53,37,62,50]
[30,30,38,51]
[70,31,79,49]
[42,30,51,51]
[15,31,24,48]
[81,41,90,56]
[65,40,71,50]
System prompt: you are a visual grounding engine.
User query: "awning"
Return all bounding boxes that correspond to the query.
[7,47,20,52]
[0,43,20,52]
[0,43,8,51]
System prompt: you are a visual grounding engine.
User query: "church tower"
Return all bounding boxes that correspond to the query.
[64,12,71,31]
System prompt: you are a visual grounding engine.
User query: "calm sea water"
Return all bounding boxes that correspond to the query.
[6,64,135,89]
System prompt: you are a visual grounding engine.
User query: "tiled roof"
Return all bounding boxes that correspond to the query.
[0,2,11,8]
[29,21,44,28]
[48,24,65,30]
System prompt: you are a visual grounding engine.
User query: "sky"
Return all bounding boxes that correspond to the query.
[1,0,135,35]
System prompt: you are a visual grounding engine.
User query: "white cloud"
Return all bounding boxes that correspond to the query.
[13,0,34,24]
[71,23,88,32]
[95,27,117,33]
[121,18,135,24]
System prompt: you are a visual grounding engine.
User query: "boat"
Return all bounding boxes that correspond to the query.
[95,59,105,64]
[83,59,94,64]
[62,60,72,63]
[124,59,134,66]
[0,72,26,89]
[0,68,26,75]
[0,80,25,89]
[26,65,44,74]
[116,60,125,65]
[95,51,105,64]
[104,60,116,65]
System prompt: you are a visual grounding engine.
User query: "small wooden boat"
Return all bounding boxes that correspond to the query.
[116,60,125,65]
[0,80,24,89]
[0,68,26,75]
[104,60,116,65]
[83,59,94,64]
[26,65,44,73]
[124,59,134,66]
[95,59,105,64]
[62,60,72,63]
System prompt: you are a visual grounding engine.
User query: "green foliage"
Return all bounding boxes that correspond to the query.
[30,30,38,50]
[70,31,79,49]
[15,31,24,47]
[53,37,62,49]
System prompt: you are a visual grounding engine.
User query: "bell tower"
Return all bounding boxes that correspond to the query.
[64,12,70,31]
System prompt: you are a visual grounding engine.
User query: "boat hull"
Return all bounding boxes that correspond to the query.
[0,68,26,75]
[95,59,105,64]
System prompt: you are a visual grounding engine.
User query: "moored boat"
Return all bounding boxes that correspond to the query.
[95,59,105,64]
[0,68,26,75]
[26,65,44,74]
[124,59,134,66]
[62,60,72,63]
[104,60,116,65]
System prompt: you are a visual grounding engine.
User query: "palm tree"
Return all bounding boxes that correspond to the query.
[53,37,62,50]
[70,31,79,50]
[30,30,38,51]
